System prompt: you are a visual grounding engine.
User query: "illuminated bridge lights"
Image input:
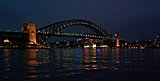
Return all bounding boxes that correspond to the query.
[0,19,113,48]
[36,19,112,40]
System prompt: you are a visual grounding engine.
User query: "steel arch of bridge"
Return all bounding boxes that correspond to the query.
[37,19,111,39]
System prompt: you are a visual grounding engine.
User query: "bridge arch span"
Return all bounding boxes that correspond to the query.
[38,19,108,37]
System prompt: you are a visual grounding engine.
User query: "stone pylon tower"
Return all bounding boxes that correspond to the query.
[22,23,37,44]
[115,33,120,47]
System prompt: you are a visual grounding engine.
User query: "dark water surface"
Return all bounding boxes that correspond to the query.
[0,48,160,81]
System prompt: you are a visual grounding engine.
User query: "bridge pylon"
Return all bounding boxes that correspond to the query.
[115,33,120,48]
[22,23,37,45]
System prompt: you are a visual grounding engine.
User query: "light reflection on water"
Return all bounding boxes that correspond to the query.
[0,48,160,81]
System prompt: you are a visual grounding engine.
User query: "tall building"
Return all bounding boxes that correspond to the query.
[22,23,37,44]
[115,33,120,47]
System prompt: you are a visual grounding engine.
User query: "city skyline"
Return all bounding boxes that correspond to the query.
[0,0,160,41]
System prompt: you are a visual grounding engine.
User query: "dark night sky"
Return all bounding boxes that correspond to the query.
[0,0,160,41]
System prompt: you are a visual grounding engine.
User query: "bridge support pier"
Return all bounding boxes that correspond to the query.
[22,23,37,45]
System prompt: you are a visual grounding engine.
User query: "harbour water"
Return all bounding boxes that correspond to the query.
[0,48,160,81]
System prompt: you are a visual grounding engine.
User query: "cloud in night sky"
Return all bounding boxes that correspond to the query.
[0,0,160,41]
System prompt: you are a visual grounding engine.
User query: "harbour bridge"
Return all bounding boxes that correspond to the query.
[0,19,113,46]
[37,19,112,40]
